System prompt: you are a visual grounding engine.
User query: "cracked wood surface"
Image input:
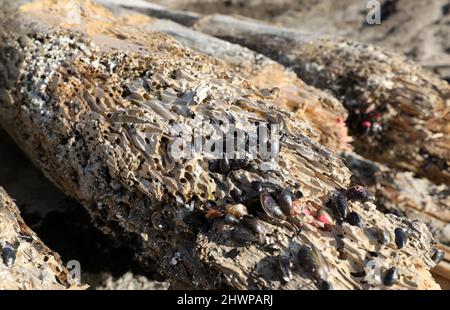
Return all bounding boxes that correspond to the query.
[107,6,351,153]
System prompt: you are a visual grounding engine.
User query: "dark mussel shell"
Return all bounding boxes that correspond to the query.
[229,158,250,170]
[297,245,315,274]
[431,248,445,265]
[278,255,292,283]
[240,215,266,235]
[394,228,408,249]
[346,212,362,227]
[377,227,390,245]
[2,243,17,267]
[277,189,293,216]
[335,194,348,219]
[219,156,231,174]
[383,267,399,286]
[297,243,330,287]
[251,180,263,192]
[231,226,262,244]
[208,156,231,174]
[224,214,240,225]
[208,159,220,173]
[260,192,287,220]
[151,211,170,231]
[293,190,303,199]
[346,186,375,202]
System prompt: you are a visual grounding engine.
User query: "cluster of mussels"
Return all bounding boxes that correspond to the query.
[334,186,444,287]
[201,169,446,288]
[204,167,301,236]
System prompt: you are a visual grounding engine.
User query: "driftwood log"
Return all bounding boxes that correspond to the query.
[192,15,450,186]
[0,187,83,289]
[0,0,442,289]
[105,5,351,153]
[113,1,450,186]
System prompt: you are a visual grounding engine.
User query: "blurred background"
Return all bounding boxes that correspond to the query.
[150,0,450,81]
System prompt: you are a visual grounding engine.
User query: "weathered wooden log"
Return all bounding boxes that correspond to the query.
[100,0,450,287]
[0,0,441,289]
[191,14,450,185]
[0,187,84,289]
[112,2,450,185]
[100,4,351,153]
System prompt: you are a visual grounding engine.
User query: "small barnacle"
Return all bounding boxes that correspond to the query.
[259,88,275,98]
[2,243,17,267]
[346,186,375,202]
[394,228,408,249]
[260,191,287,220]
[431,248,445,265]
[383,267,399,286]
[334,194,348,219]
